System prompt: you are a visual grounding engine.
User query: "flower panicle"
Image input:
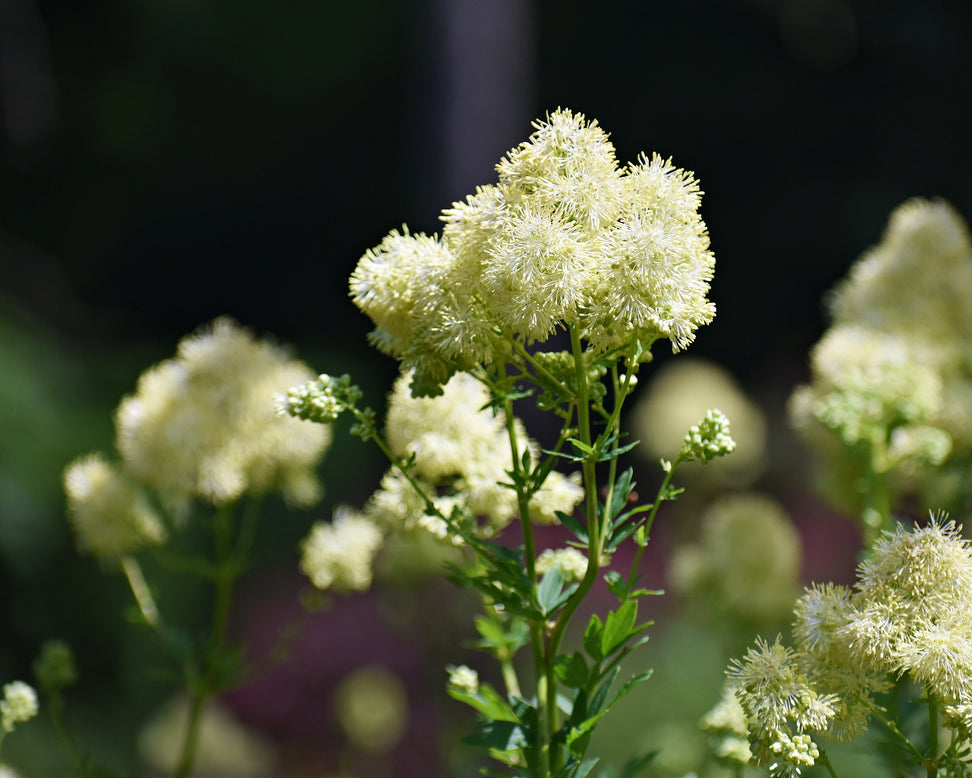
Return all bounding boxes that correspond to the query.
[350,109,717,396]
[681,408,736,463]
[1,681,38,734]
[276,373,363,425]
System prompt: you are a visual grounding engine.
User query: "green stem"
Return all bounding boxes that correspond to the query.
[352,406,448,524]
[862,698,926,764]
[927,696,939,778]
[861,437,894,547]
[121,555,161,631]
[45,692,83,772]
[623,454,685,598]
[174,500,243,778]
[498,365,552,778]
[173,692,205,778]
[500,657,522,699]
[210,501,237,647]
[818,748,840,778]
[548,325,603,679]
[510,338,574,402]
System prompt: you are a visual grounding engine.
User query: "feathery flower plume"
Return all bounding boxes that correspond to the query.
[115,318,330,512]
[300,507,384,593]
[790,198,972,518]
[363,371,583,541]
[63,453,166,559]
[0,682,38,733]
[352,109,716,396]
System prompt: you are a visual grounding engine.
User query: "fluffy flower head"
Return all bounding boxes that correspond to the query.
[352,110,716,395]
[1,681,38,733]
[370,371,583,540]
[115,318,330,511]
[670,494,800,625]
[63,453,166,559]
[535,547,589,584]
[300,508,384,592]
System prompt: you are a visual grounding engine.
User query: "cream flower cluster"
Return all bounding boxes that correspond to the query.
[0,681,37,734]
[790,199,972,513]
[669,493,800,626]
[535,547,589,584]
[300,507,384,592]
[680,408,736,464]
[64,319,330,559]
[351,109,715,395]
[116,318,330,511]
[63,454,166,558]
[361,371,584,540]
[632,358,767,487]
[727,516,972,775]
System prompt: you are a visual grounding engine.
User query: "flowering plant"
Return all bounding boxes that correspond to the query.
[10,111,969,778]
[278,109,734,777]
[713,199,972,778]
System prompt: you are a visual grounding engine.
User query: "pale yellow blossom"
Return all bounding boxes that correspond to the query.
[115,318,330,512]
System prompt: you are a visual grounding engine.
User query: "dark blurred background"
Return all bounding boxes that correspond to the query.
[0,0,969,775]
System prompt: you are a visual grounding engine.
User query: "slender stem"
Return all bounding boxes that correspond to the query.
[510,338,574,401]
[862,698,926,763]
[210,501,237,647]
[45,692,83,771]
[861,436,894,548]
[500,657,522,699]
[173,693,205,778]
[497,365,552,778]
[174,500,242,778]
[121,556,161,630]
[600,365,622,540]
[623,455,684,597]
[352,407,448,524]
[548,326,602,666]
[233,495,263,569]
[927,696,939,778]
[818,749,840,778]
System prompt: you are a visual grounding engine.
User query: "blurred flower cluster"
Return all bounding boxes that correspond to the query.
[790,199,972,534]
[64,317,330,562]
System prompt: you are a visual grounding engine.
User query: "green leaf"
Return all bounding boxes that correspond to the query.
[629,588,664,599]
[567,671,654,752]
[607,468,635,521]
[448,682,517,722]
[600,438,639,460]
[601,601,638,657]
[472,615,531,655]
[569,437,595,456]
[605,522,639,555]
[537,566,565,615]
[465,577,543,621]
[603,570,627,600]
[540,445,587,464]
[618,751,659,778]
[589,664,622,718]
[474,615,507,648]
[559,757,599,778]
[583,614,604,661]
[553,651,590,689]
[558,510,589,544]
[463,719,528,752]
